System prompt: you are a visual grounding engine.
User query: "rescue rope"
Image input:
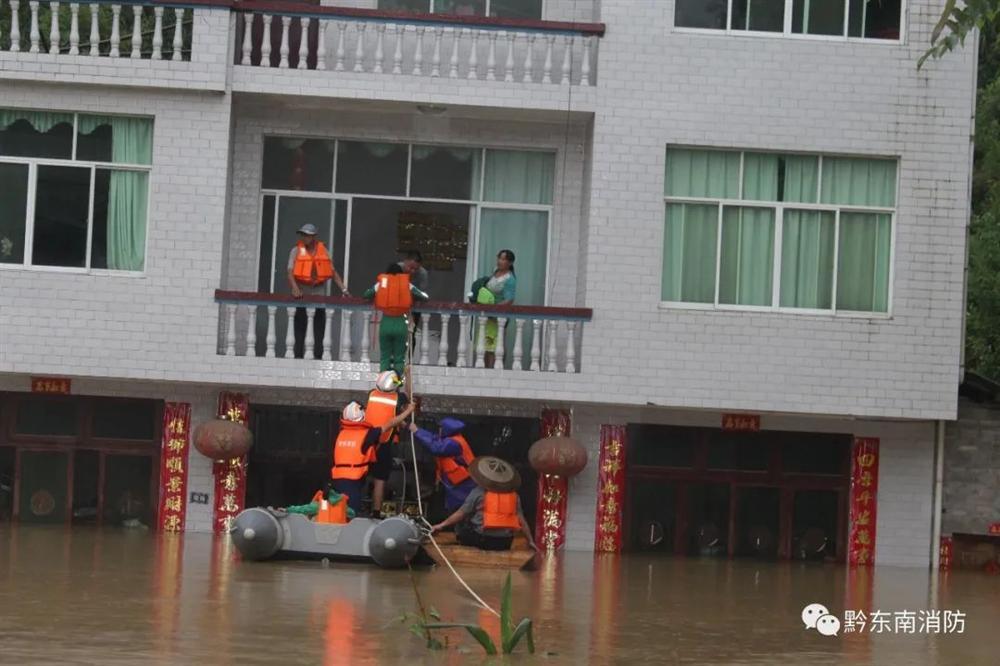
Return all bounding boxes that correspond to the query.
[403,314,501,618]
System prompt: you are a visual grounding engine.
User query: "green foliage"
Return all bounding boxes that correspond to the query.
[919,0,1000,68]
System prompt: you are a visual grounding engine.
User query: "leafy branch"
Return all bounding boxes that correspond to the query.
[920,0,1000,68]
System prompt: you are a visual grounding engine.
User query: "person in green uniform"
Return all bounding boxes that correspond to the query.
[363,263,429,376]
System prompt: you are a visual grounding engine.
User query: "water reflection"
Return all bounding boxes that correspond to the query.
[0,527,996,664]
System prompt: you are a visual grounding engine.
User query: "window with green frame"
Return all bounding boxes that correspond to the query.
[662,148,896,314]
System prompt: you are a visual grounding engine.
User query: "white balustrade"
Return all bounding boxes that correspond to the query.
[29,1,40,53]
[437,314,451,366]
[69,3,79,55]
[240,15,252,65]
[172,7,183,60]
[530,320,542,371]
[246,306,257,356]
[546,321,559,371]
[130,6,140,58]
[373,23,385,73]
[359,311,371,363]
[512,319,526,370]
[110,5,120,58]
[152,6,163,60]
[504,32,515,82]
[560,35,572,85]
[418,316,431,365]
[225,305,237,356]
[297,18,309,69]
[448,28,459,78]
[339,310,353,361]
[260,14,272,64]
[322,307,334,360]
[542,34,554,84]
[485,31,497,81]
[283,306,295,358]
[455,315,469,368]
[474,316,487,368]
[8,1,20,53]
[334,21,346,71]
[431,26,442,77]
[466,29,478,79]
[412,25,424,76]
[265,306,277,357]
[391,24,402,74]
[278,15,290,68]
[48,2,59,54]
[353,22,365,73]
[495,318,507,369]
[566,321,577,373]
[304,306,315,358]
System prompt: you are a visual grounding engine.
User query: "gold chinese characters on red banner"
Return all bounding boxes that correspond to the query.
[594,425,626,553]
[31,376,71,394]
[159,402,191,533]
[213,392,248,535]
[848,437,880,566]
[721,413,760,432]
[939,536,953,571]
[534,410,571,552]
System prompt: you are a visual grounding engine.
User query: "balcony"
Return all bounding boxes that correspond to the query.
[215,290,591,375]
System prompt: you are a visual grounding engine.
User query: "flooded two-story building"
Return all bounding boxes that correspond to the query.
[0,0,975,569]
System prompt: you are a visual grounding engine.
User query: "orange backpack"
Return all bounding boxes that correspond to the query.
[373,273,413,317]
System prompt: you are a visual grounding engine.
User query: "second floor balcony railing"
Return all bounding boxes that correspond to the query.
[233,1,604,86]
[215,290,592,373]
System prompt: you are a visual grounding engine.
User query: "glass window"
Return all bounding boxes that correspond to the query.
[732,0,785,32]
[780,210,835,309]
[0,163,29,265]
[628,425,697,467]
[675,0,728,29]
[490,0,542,19]
[410,145,480,200]
[662,203,718,303]
[0,112,73,159]
[434,0,487,16]
[262,137,335,192]
[76,116,153,165]
[335,141,408,196]
[378,0,431,11]
[483,150,554,204]
[836,212,891,312]
[33,165,91,268]
[849,0,902,39]
[15,398,78,436]
[76,122,113,162]
[792,0,846,36]
[666,148,740,198]
[821,157,897,207]
[90,168,149,271]
[91,400,157,440]
[719,206,775,306]
[706,432,770,471]
[782,436,849,474]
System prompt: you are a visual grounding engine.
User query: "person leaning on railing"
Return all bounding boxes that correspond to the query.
[287,223,348,359]
[468,249,517,368]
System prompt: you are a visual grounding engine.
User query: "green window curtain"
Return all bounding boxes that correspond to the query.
[662,203,717,303]
[780,210,835,308]
[665,148,740,198]
[483,150,554,204]
[742,153,779,201]
[782,155,819,203]
[477,208,548,369]
[0,109,74,132]
[821,157,897,207]
[78,116,152,271]
[719,206,774,306]
[837,213,891,312]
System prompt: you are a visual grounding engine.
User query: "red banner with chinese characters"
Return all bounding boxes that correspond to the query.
[535,409,572,551]
[158,402,191,533]
[594,425,626,553]
[939,535,953,571]
[213,392,249,535]
[31,376,71,394]
[721,413,760,432]
[848,437,879,566]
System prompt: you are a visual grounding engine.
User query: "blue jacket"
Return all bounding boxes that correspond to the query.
[414,417,476,510]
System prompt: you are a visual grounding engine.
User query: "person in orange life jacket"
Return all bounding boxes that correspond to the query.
[429,456,537,552]
[330,399,415,515]
[362,263,429,376]
[408,417,476,513]
[287,223,349,360]
[365,370,411,517]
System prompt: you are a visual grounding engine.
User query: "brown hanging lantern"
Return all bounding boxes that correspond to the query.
[193,417,252,461]
[528,436,588,478]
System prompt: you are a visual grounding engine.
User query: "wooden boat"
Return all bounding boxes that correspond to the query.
[425,532,538,571]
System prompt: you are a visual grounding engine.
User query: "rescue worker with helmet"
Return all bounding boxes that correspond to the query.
[363,263,429,377]
[429,456,537,552]
[364,370,411,517]
[287,223,348,359]
[330,399,414,515]
[408,417,476,514]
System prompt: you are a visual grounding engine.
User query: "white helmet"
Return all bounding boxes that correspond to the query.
[342,401,365,422]
[375,370,402,393]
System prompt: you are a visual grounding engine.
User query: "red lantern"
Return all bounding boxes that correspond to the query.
[193,418,252,460]
[528,436,588,478]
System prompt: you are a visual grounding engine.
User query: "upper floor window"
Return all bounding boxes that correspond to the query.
[662,147,897,314]
[675,0,902,40]
[378,0,543,20]
[0,109,152,272]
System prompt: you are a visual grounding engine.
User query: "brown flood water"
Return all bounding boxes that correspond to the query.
[0,527,997,665]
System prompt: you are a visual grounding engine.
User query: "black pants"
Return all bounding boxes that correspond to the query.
[456,524,513,551]
[293,307,326,359]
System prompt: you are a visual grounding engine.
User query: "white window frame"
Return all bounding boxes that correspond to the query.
[661,149,897,318]
[0,112,153,276]
[258,138,554,305]
[378,0,546,20]
[673,0,907,44]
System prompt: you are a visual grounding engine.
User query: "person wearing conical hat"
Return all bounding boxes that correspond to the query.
[429,456,536,552]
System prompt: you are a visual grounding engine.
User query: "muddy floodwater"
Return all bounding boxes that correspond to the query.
[0,528,997,665]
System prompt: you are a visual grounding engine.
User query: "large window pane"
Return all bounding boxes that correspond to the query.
[742,153,780,200]
[848,0,901,39]
[15,398,78,436]
[33,165,90,268]
[665,148,740,198]
[483,150,554,204]
[782,155,820,203]
[837,212,890,312]
[77,115,153,165]
[410,145,480,200]
[18,451,69,524]
[0,112,73,159]
[490,0,542,19]
[270,197,338,294]
[90,169,148,271]
[732,0,785,32]
[378,0,431,11]
[719,206,775,306]
[662,203,718,303]
[262,137,335,192]
[792,0,845,36]
[336,141,408,195]
[92,400,156,440]
[675,0,728,29]
[780,210,835,309]
[821,157,897,207]
[0,163,29,264]
[434,0,486,15]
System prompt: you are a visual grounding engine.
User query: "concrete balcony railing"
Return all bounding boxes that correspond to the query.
[215,290,592,373]
[232,1,604,86]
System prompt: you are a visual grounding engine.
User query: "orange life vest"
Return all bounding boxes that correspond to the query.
[436,434,475,486]
[373,273,412,316]
[366,389,399,444]
[331,420,375,480]
[292,241,334,286]
[310,490,348,524]
[482,491,520,530]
